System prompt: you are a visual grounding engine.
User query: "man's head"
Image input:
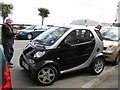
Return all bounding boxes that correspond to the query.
[95,23,102,30]
[4,17,13,25]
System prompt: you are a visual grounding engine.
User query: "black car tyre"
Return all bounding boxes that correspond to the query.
[90,58,104,75]
[19,54,23,67]
[36,65,58,86]
[114,53,120,65]
[27,34,33,40]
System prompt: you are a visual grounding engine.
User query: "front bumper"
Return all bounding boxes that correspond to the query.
[103,51,116,61]
[20,54,38,75]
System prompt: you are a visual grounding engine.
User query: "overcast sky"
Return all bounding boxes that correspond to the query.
[0,0,119,25]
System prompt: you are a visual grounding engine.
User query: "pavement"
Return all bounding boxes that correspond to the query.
[95,67,118,88]
[82,64,119,88]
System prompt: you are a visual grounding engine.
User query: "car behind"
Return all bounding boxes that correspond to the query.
[100,26,120,65]
[16,25,52,40]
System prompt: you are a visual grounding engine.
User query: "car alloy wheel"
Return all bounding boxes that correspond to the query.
[90,58,104,75]
[27,34,32,39]
[37,65,58,86]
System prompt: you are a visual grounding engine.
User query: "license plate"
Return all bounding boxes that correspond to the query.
[22,61,29,70]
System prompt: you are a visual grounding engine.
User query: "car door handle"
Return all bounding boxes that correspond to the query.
[97,48,100,52]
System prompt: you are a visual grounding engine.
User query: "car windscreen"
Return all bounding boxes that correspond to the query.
[34,27,69,46]
[100,27,118,41]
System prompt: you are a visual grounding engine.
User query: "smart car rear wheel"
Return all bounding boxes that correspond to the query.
[36,65,58,86]
[90,58,104,75]
[27,34,33,39]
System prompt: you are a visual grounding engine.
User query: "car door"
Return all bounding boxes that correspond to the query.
[76,29,95,64]
[57,29,95,70]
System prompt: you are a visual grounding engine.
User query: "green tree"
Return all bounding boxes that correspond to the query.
[38,8,50,25]
[0,2,13,23]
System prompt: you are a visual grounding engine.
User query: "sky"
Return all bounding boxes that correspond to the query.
[0,0,119,25]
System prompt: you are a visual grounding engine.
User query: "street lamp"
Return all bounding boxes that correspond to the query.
[115,2,119,22]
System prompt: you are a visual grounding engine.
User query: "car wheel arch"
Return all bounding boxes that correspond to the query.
[90,53,105,65]
[36,60,61,76]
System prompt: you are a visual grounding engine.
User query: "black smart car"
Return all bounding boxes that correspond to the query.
[19,25,105,86]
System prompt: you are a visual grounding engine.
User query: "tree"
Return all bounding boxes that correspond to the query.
[0,2,13,23]
[38,8,50,25]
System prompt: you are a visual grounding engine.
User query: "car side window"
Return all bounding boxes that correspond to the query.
[64,29,94,46]
[64,30,77,45]
[77,29,94,43]
[34,26,42,30]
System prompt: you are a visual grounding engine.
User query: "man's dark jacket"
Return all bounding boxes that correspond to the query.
[1,24,15,46]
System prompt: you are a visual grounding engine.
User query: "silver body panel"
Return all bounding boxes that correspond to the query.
[42,26,103,74]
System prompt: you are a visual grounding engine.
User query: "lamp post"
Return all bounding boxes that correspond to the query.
[118,1,120,23]
[115,3,118,22]
[115,1,120,22]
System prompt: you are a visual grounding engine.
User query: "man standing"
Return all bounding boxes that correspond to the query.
[1,17,16,66]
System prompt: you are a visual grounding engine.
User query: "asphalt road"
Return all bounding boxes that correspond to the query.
[10,40,118,89]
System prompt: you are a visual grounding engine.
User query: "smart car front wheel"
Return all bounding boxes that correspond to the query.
[36,65,58,86]
[90,58,104,75]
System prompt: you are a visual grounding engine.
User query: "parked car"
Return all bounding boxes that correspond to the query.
[15,25,52,40]
[19,25,105,86]
[100,26,120,65]
[0,47,12,90]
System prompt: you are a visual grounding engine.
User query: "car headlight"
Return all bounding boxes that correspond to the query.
[106,45,117,53]
[34,51,45,58]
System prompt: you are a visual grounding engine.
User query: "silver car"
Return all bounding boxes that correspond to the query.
[19,25,105,85]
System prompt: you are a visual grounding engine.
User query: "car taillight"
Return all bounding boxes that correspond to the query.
[1,61,12,90]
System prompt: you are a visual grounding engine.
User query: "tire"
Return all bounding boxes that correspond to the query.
[27,34,33,40]
[113,53,120,65]
[36,65,58,86]
[19,54,23,67]
[90,58,104,75]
